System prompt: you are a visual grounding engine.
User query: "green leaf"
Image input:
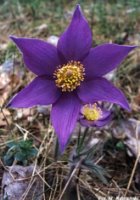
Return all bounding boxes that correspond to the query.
[28,148,38,157]
[6,141,17,148]
[19,140,33,149]
[83,161,108,185]
[116,141,125,150]
[3,139,37,166]
[15,151,26,162]
[3,154,14,166]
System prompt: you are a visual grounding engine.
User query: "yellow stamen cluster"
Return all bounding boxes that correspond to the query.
[54,61,85,92]
[82,103,102,121]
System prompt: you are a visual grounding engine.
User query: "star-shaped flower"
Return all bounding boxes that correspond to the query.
[79,103,112,127]
[8,5,136,151]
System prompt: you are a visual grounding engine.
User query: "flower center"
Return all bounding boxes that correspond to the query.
[54,61,85,92]
[82,103,102,121]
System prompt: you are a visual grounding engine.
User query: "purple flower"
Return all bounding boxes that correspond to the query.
[79,103,112,127]
[8,5,136,151]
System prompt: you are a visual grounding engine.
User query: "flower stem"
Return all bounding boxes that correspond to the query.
[54,137,60,161]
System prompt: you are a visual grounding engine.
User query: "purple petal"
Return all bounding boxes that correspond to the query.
[77,77,130,111]
[10,36,60,76]
[57,5,92,61]
[83,44,136,79]
[8,76,61,108]
[100,109,111,120]
[80,111,112,127]
[94,115,112,127]
[51,93,81,152]
[94,109,112,127]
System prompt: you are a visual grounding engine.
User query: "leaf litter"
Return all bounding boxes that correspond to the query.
[0,0,140,199]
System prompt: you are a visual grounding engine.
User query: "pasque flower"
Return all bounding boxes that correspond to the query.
[79,103,112,127]
[8,5,136,151]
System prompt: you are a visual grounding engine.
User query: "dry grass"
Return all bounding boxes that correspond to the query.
[0,0,140,199]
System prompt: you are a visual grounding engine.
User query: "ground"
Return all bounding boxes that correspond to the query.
[0,0,140,199]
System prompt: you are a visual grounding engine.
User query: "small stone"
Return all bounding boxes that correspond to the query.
[47,35,59,46]
[2,165,43,200]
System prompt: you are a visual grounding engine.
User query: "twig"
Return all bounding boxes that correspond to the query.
[58,157,84,200]
[124,121,140,196]
[0,106,10,128]
[76,183,81,200]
